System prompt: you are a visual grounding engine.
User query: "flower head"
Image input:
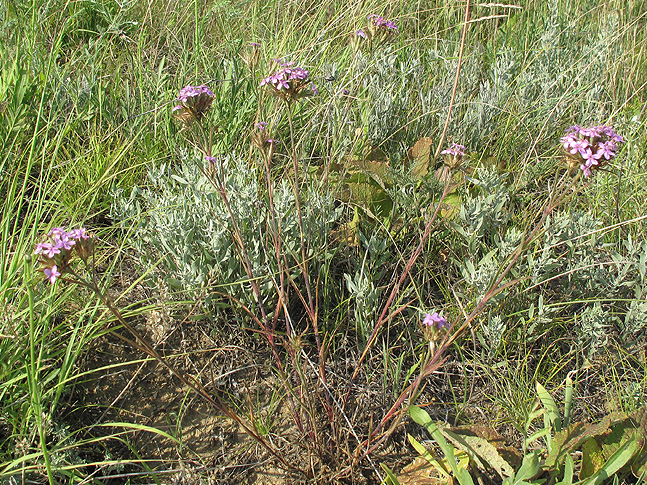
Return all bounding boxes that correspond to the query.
[368,14,398,31]
[440,143,467,169]
[423,312,449,329]
[172,84,215,124]
[260,64,317,101]
[421,312,450,348]
[440,143,466,158]
[35,227,94,282]
[561,125,625,177]
[68,228,90,240]
[352,15,397,51]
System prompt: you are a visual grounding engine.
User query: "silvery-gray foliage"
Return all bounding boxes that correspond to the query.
[450,168,646,356]
[478,313,506,359]
[576,303,610,357]
[355,48,435,160]
[452,168,514,303]
[459,251,500,304]
[526,213,646,354]
[345,231,392,345]
[111,153,340,306]
[531,212,627,299]
[426,2,624,152]
[459,168,511,241]
[622,300,647,340]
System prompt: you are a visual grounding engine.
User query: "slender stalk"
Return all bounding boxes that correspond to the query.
[27,263,54,485]
[351,167,583,462]
[344,167,453,408]
[433,0,471,160]
[285,103,317,332]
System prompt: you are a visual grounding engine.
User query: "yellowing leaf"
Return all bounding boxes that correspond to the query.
[407,137,434,179]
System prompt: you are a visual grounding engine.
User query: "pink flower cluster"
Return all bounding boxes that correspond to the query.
[560,125,625,177]
[35,227,92,283]
[260,62,318,100]
[355,15,398,46]
[441,143,467,158]
[176,85,214,103]
[423,312,449,329]
[368,14,398,31]
[172,84,215,123]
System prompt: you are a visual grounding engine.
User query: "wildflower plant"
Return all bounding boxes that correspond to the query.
[32,226,294,473]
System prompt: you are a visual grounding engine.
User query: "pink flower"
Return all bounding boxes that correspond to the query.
[44,265,61,284]
[40,242,61,259]
[260,65,317,100]
[561,125,625,177]
[423,312,449,329]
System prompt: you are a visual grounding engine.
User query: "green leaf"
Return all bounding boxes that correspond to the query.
[515,450,541,482]
[380,463,401,484]
[526,427,551,447]
[409,406,475,485]
[170,174,189,185]
[554,453,574,485]
[582,436,638,485]
[536,381,561,433]
[563,375,574,429]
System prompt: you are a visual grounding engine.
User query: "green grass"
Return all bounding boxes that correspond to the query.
[2,0,647,482]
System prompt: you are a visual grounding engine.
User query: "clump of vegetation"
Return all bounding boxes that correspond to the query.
[1,0,646,483]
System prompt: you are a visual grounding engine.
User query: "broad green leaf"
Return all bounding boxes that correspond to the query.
[582,436,638,485]
[537,382,561,433]
[598,417,638,460]
[343,172,393,218]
